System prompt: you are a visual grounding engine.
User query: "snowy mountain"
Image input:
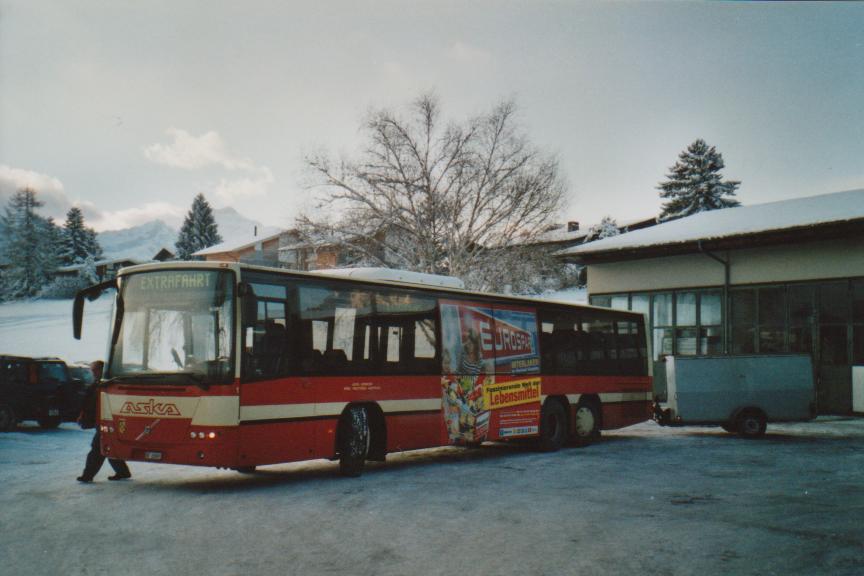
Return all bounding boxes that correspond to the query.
[98,220,177,261]
[98,206,280,261]
[212,206,280,242]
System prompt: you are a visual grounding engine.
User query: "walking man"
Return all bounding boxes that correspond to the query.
[77,360,131,483]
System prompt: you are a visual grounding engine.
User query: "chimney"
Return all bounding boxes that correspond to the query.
[567,221,579,232]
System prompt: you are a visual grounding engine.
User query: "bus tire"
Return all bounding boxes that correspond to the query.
[0,404,16,432]
[538,400,567,452]
[572,400,600,447]
[339,405,370,477]
[736,410,767,438]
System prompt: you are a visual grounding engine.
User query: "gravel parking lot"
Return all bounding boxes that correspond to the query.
[1,417,863,576]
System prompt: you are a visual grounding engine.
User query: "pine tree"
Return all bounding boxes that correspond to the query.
[85,228,103,261]
[175,193,223,260]
[42,217,64,275]
[60,207,103,265]
[1,188,55,299]
[658,139,741,222]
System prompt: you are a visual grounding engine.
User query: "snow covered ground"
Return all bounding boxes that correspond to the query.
[0,295,112,362]
[1,418,863,576]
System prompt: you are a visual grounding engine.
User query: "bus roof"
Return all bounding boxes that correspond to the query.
[115,260,645,318]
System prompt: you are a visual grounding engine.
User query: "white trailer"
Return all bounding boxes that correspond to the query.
[654,354,816,437]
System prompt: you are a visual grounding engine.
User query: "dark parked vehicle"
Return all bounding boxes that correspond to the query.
[0,356,85,431]
[68,364,96,387]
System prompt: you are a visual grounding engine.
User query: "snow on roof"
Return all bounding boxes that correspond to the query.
[193,230,284,256]
[560,189,864,257]
[314,267,466,289]
[522,216,656,246]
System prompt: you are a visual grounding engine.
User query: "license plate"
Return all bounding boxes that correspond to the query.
[48,409,59,416]
[144,451,162,461]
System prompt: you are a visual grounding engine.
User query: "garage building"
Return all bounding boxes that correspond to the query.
[560,189,864,414]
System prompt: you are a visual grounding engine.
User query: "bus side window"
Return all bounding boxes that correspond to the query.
[244,281,290,381]
[539,307,587,375]
[414,319,436,360]
[584,316,619,375]
[297,284,374,375]
[375,289,437,375]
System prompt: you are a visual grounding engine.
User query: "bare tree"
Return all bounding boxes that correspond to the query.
[300,94,566,291]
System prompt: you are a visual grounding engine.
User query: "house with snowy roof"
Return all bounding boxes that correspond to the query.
[193,230,286,266]
[193,229,353,270]
[559,188,864,415]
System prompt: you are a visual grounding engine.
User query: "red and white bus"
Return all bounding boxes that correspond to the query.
[74,262,651,476]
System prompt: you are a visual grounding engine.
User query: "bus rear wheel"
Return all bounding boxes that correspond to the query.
[538,400,567,452]
[572,401,600,447]
[339,405,370,477]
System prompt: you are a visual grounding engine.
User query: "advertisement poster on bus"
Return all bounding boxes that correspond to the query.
[440,300,542,443]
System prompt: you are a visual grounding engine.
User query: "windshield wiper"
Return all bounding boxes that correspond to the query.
[106,372,210,390]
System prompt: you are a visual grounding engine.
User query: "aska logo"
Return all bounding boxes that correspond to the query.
[119,399,181,416]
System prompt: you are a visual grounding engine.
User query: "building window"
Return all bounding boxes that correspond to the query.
[610,294,629,311]
[731,289,756,354]
[631,294,650,317]
[652,293,673,360]
[593,290,723,359]
[674,292,697,355]
[591,295,611,308]
[758,287,786,353]
[819,282,849,366]
[699,291,723,355]
[820,282,849,324]
[788,285,815,354]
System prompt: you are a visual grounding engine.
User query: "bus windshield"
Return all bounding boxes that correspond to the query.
[107,269,235,386]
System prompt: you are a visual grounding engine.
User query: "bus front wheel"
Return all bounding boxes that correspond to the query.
[339,405,370,477]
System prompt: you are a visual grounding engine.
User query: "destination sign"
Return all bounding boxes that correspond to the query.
[134,271,214,292]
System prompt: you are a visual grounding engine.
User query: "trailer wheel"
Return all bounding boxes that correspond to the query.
[338,405,370,477]
[736,410,767,438]
[572,400,600,446]
[538,400,567,452]
[0,404,16,432]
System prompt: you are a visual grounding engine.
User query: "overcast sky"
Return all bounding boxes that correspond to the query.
[1,1,862,232]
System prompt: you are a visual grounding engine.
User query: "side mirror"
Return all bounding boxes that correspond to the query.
[238,282,257,324]
[73,278,117,340]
